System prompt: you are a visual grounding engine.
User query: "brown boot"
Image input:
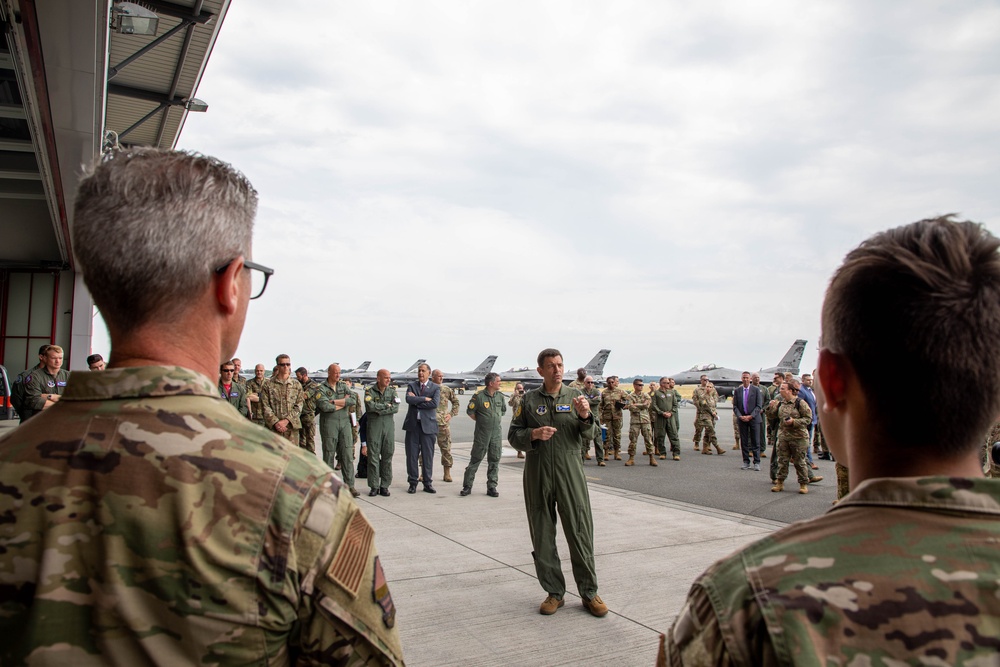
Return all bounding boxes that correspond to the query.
[517,451,525,459]
[693,445,700,451]
[624,455,635,466]
[771,481,784,492]
[649,454,658,466]
[584,453,592,460]
[614,451,622,460]
[759,451,767,458]
[443,467,452,483]
[702,449,713,455]
[799,484,809,494]
[715,446,726,455]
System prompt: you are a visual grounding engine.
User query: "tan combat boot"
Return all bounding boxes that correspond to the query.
[715,446,726,455]
[702,448,713,455]
[624,455,635,466]
[443,467,452,483]
[614,451,622,460]
[771,481,784,492]
[799,484,809,494]
[648,454,658,466]
[693,444,700,451]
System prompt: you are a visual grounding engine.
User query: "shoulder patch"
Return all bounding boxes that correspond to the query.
[469,401,476,410]
[536,405,547,415]
[327,508,375,599]
[304,492,338,537]
[515,405,521,418]
[372,555,396,628]
[365,395,373,402]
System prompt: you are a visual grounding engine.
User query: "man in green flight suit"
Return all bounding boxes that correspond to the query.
[218,361,248,417]
[461,371,506,497]
[508,348,608,618]
[654,376,681,460]
[364,369,399,497]
[315,363,359,497]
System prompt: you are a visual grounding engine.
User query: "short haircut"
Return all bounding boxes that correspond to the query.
[537,348,562,367]
[43,345,63,356]
[38,344,49,355]
[418,363,431,373]
[484,372,500,385]
[295,367,308,375]
[86,354,103,366]
[276,354,290,363]
[72,148,258,332]
[823,216,1000,453]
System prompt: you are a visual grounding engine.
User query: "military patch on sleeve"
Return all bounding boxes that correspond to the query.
[372,555,396,628]
[556,404,571,412]
[536,405,547,415]
[469,401,476,409]
[365,395,372,402]
[327,508,375,599]
[483,401,490,409]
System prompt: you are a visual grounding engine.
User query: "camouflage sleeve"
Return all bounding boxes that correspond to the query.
[261,383,279,428]
[793,401,812,429]
[293,481,404,665]
[450,391,460,417]
[291,383,306,429]
[765,400,778,420]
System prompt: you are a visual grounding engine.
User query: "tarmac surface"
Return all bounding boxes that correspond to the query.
[0,392,839,666]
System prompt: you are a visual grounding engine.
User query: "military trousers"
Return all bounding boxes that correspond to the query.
[732,412,741,448]
[627,422,654,456]
[776,438,810,485]
[437,420,453,468]
[654,415,679,455]
[581,426,604,461]
[299,415,316,454]
[523,445,598,599]
[604,417,623,452]
[835,461,850,499]
[275,427,300,444]
[366,418,395,491]
[463,427,502,490]
[319,415,355,489]
[693,413,717,450]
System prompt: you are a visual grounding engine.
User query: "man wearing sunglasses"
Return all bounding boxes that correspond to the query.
[0,149,402,666]
[261,354,306,444]
[219,360,249,417]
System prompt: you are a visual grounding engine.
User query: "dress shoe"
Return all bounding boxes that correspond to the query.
[516,451,525,459]
[539,595,564,615]
[407,484,417,494]
[379,487,390,497]
[349,487,360,498]
[423,485,436,494]
[486,487,499,497]
[582,595,609,617]
[460,486,472,496]
[369,489,378,497]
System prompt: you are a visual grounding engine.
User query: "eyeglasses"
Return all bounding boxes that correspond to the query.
[221,368,235,373]
[214,258,274,299]
[277,362,291,367]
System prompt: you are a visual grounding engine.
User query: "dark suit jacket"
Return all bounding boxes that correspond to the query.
[403,380,440,435]
[733,384,764,423]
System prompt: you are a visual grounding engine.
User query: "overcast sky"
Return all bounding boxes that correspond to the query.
[98,0,1000,377]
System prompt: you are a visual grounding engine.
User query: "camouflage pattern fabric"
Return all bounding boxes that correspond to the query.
[691,386,718,450]
[813,421,828,454]
[664,476,1000,665]
[299,378,321,453]
[983,421,1000,478]
[507,390,522,413]
[437,385,461,469]
[767,398,812,485]
[835,461,850,500]
[245,375,268,424]
[0,366,403,666]
[626,391,654,456]
[261,375,305,442]
[732,410,741,449]
[600,387,628,454]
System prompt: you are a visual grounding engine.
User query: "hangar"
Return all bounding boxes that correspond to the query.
[0,0,231,373]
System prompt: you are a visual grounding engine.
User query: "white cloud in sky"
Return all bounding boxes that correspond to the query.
[116,0,1000,378]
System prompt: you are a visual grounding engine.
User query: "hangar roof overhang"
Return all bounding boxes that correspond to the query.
[0,0,231,270]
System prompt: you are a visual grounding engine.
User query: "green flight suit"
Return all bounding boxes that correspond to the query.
[463,389,507,490]
[508,385,599,600]
[364,384,399,491]
[316,380,358,487]
[217,380,249,417]
[652,388,680,456]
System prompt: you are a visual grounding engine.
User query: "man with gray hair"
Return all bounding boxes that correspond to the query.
[403,362,440,493]
[0,149,402,665]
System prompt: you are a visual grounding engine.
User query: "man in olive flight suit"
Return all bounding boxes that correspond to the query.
[508,348,608,618]
[315,363,359,497]
[653,376,681,460]
[461,372,506,497]
[364,369,399,497]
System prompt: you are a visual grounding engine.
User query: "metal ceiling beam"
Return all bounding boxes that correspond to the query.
[140,0,213,24]
[0,103,26,119]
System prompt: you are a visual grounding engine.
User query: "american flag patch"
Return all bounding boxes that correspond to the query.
[327,509,374,598]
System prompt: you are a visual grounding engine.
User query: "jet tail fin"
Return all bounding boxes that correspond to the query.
[584,349,611,375]
[355,361,371,372]
[469,355,497,374]
[404,359,427,372]
[773,340,807,373]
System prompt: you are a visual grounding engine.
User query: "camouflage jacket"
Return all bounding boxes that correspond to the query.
[261,375,306,430]
[245,375,268,422]
[24,366,70,411]
[507,390,523,412]
[581,386,602,423]
[984,421,1000,478]
[233,374,248,388]
[664,476,1000,666]
[691,386,717,416]
[0,366,403,666]
[626,390,652,424]
[599,387,628,421]
[299,378,321,422]
[568,379,586,390]
[437,385,461,425]
[765,397,811,442]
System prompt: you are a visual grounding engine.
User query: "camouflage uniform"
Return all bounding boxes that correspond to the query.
[299,378,321,454]
[0,366,403,666]
[835,461,850,500]
[732,410,741,451]
[765,384,781,450]
[626,390,654,458]
[246,375,268,425]
[599,386,627,458]
[233,373,247,388]
[652,386,681,457]
[364,384,399,492]
[217,379,249,417]
[261,375,305,444]
[766,396,812,486]
[437,384,461,471]
[315,380,358,487]
[691,385,719,452]
[664,477,1000,665]
[982,421,1000,478]
[24,366,70,415]
[580,384,604,462]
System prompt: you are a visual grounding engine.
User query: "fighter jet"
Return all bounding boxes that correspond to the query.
[340,359,424,387]
[670,339,808,398]
[309,361,371,384]
[392,355,498,394]
[501,349,611,389]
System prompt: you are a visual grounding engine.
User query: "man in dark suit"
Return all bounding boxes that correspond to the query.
[733,371,765,471]
[403,362,440,493]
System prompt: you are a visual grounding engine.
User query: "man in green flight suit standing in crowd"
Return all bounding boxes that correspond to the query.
[461,372,506,497]
[315,363,359,497]
[508,348,609,618]
[364,369,399,497]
